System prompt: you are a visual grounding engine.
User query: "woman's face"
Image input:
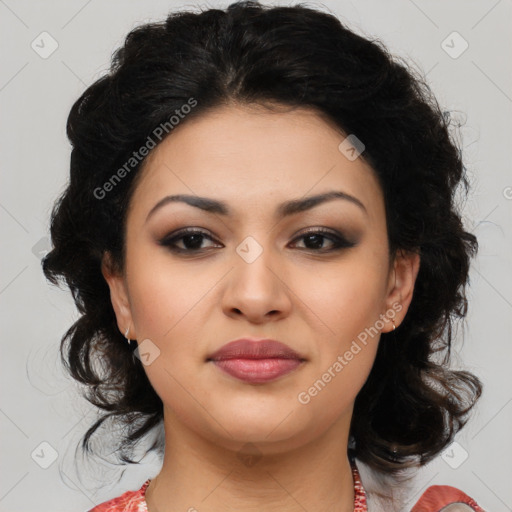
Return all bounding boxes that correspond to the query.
[103,103,418,454]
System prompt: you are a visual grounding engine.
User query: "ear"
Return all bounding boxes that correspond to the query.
[381,249,420,333]
[101,251,136,339]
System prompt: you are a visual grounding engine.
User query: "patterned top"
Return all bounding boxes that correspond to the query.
[87,459,484,511]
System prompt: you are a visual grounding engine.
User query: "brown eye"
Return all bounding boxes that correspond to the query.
[159,228,221,253]
[290,228,356,252]
[158,227,356,256]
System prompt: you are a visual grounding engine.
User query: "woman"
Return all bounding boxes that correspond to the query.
[42,1,485,510]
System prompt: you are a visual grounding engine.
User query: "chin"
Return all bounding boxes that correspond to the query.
[203,403,317,451]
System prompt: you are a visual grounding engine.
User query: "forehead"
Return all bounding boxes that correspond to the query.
[127,103,384,222]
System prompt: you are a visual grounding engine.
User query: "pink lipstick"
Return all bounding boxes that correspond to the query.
[207,338,305,384]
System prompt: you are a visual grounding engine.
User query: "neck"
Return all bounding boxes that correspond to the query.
[145,410,356,512]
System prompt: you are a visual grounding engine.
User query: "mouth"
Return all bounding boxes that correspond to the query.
[207,338,306,384]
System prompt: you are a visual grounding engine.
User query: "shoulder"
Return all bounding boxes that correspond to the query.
[411,484,486,511]
[86,479,150,512]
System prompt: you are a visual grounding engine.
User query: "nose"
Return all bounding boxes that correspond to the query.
[221,245,292,323]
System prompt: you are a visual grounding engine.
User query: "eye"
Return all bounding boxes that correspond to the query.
[158,228,221,253]
[158,226,356,255]
[290,228,356,252]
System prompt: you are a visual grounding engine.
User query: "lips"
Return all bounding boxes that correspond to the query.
[207,338,305,384]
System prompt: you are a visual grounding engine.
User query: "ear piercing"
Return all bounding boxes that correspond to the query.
[124,325,131,343]
[392,321,396,331]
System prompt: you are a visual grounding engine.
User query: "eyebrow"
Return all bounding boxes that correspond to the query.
[145,190,367,223]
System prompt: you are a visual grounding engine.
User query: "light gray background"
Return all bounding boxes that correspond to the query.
[1,0,511,511]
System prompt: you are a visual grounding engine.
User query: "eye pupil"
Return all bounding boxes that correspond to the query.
[183,234,204,250]
[304,234,324,249]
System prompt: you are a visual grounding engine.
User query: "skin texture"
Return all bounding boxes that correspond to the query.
[102,103,420,512]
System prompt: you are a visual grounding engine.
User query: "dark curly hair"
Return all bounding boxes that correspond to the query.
[42,0,482,476]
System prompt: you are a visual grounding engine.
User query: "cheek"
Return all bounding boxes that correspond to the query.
[298,252,389,330]
[297,345,377,435]
[125,261,205,411]
[294,251,387,399]
[125,249,218,392]
[127,250,209,340]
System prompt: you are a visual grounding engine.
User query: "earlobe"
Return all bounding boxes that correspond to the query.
[383,249,420,332]
[101,252,136,339]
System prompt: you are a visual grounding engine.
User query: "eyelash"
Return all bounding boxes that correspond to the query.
[158,227,356,255]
